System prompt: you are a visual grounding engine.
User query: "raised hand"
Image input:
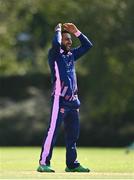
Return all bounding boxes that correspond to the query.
[55,23,62,32]
[63,23,79,34]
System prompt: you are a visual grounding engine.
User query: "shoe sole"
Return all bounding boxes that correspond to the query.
[65,168,90,172]
[37,167,55,173]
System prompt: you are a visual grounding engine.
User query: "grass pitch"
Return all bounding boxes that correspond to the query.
[0,147,134,179]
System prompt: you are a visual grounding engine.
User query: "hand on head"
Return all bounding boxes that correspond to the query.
[63,23,78,34]
[55,23,78,34]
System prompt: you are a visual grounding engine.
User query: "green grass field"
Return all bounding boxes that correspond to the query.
[0,147,134,179]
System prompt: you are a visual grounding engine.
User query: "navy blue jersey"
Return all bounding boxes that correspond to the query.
[48,30,93,101]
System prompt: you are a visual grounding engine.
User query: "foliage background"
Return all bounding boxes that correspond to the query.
[0,0,134,146]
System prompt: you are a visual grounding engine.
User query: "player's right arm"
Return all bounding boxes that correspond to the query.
[51,23,62,54]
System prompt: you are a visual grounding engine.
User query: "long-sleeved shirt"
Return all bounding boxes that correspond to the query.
[48,30,93,102]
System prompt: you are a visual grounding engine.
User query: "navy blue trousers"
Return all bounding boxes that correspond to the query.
[39,95,80,168]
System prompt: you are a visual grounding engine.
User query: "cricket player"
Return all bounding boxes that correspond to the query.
[37,23,93,172]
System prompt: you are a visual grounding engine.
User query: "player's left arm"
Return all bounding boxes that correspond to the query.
[63,23,93,61]
[73,33,93,61]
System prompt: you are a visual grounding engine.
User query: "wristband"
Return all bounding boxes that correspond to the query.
[74,30,81,37]
[55,27,61,32]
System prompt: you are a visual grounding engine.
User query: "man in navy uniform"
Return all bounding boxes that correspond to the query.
[37,23,93,172]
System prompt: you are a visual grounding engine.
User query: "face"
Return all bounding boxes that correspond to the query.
[62,33,72,51]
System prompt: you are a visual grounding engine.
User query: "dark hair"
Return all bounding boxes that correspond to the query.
[61,30,70,34]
